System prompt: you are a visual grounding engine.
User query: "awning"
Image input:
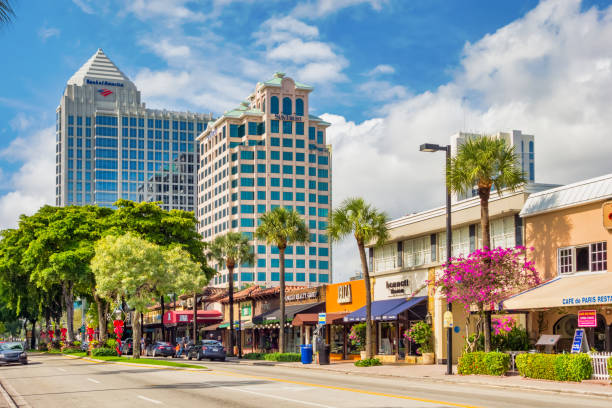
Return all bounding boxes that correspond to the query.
[382,296,427,320]
[202,323,222,331]
[253,302,325,324]
[162,310,222,325]
[343,297,427,322]
[502,274,612,310]
[218,321,240,329]
[292,312,348,326]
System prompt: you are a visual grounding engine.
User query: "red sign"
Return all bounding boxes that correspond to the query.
[162,310,222,325]
[578,310,597,327]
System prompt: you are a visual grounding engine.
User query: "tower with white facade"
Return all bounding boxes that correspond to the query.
[56,49,213,211]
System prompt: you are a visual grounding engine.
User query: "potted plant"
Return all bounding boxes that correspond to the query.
[405,321,434,364]
[348,323,367,359]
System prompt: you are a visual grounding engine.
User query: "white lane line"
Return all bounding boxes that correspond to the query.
[56,368,66,372]
[87,378,100,384]
[219,386,336,408]
[137,395,162,405]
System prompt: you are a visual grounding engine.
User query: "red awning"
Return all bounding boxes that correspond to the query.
[292,312,348,326]
[162,310,222,325]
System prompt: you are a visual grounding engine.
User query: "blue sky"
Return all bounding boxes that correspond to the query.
[1,0,612,280]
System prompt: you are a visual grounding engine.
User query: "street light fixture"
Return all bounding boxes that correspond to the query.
[419,142,453,376]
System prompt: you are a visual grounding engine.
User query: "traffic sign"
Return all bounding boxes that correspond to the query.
[318,313,326,325]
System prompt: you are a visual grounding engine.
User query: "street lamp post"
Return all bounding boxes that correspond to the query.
[419,143,453,376]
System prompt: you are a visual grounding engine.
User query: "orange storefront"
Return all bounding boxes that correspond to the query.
[324,280,367,360]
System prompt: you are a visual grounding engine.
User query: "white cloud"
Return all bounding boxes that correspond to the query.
[254,16,319,47]
[9,113,33,132]
[139,38,192,59]
[327,0,612,281]
[38,27,60,42]
[124,0,207,25]
[72,0,94,14]
[0,127,55,230]
[293,0,387,18]
[268,39,337,63]
[367,64,395,76]
[358,80,408,102]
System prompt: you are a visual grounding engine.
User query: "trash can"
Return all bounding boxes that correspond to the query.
[300,344,313,364]
[318,344,331,365]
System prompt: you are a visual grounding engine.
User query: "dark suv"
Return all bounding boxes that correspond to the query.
[187,340,226,361]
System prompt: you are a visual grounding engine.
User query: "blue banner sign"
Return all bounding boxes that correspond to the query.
[571,329,585,353]
[562,295,612,305]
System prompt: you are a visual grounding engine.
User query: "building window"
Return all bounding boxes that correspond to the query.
[271,96,279,114]
[404,236,431,267]
[283,121,292,134]
[558,242,607,274]
[296,98,304,116]
[374,243,397,272]
[282,97,292,115]
[271,120,280,134]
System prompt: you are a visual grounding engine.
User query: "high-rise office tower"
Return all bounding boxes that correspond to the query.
[56,49,213,211]
[451,130,535,201]
[198,73,332,288]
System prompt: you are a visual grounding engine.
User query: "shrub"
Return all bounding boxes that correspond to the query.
[106,339,118,349]
[243,352,265,360]
[72,341,81,347]
[458,352,509,376]
[354,358,382,367]
[37,343,48,351]
[516,353,592,382]
[91,347,118,357]
[348,323,366,351]
[263,352,301,362]
[62,347,82,354]
[404,321,433,354]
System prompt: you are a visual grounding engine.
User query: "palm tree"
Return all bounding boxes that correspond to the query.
[328,198,389,359]
[255,207,309,353]
[0,1,14,25]
[207,232,254,356]
[447,135,525,351]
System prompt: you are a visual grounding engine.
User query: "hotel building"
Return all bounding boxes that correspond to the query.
[197,73,332,288]
[56,49,213,211]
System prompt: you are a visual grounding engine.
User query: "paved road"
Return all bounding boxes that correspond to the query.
[0,354,610,408]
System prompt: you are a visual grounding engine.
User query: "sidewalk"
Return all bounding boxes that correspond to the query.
[233,359,612,398]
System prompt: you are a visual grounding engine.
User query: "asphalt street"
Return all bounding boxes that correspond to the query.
[0,354,610,408]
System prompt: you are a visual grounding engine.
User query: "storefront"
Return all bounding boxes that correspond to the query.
[162,310,222,342]
[502,175,612,351]
[324,280,366,360]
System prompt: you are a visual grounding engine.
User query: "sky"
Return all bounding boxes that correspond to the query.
[1,0,612,281]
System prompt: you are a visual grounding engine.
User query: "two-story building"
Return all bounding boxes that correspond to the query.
[502,174,612,352]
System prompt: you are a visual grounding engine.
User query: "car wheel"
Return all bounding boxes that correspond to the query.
[187,354,192,360]
[21,361,28,365]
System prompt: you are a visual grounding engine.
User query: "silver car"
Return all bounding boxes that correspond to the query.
[0,342,27,365]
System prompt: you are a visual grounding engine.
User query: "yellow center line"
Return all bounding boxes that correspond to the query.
[58,354,483,408]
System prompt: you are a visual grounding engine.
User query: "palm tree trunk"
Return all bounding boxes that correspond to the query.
[478,187,492,352]
[94,294,107,343]
[133,311,141,359]
[30,319,36,350]
[279,246,286,354]
[192,291,198,343]
[357,240,373,359]
[228,264,235,356]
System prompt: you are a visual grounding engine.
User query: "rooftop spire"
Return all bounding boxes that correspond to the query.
[67,49,133,87]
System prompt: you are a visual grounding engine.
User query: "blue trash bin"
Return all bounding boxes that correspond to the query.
[300,344,313,364]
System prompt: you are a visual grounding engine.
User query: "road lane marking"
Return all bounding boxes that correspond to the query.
[137,395,162,405]
[219,385,336,408]
[87,378,100,384]
[56,368,66,372]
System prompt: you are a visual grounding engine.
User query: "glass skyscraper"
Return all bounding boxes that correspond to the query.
[198,73,332,288]
[56,49,213,211]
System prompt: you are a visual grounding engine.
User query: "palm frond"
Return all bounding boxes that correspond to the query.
[0,1,14,24]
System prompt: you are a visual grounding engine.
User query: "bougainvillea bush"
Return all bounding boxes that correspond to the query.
[435,246,540,351]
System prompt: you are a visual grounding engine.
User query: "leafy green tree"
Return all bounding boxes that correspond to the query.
[206,232,254,356]
[256,208,308,353]
[328,198,389,359]
[92,233,187,358]
[447,136,525,351]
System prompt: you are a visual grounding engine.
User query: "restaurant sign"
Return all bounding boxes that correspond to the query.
[578,310,597,327]
[285,290,319,303]
[337,284,352,304]
[562,295,612,306]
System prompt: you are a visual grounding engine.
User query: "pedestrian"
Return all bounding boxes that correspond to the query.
[140,336,145,353]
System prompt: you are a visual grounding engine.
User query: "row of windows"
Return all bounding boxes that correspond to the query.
[233,190,328,203]
[213,272,329,285]
[234,177,328,190]
[232,164,329,177]
[269,96,304,116]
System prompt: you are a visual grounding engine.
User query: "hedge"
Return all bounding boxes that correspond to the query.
[61,347,82,354]
[458,352,510,376]
[243,352,266,360]
[515,353,592,382]
[91,347,118,357]
[608,357,612,380]
[354,358,382,367]
[263,352,301,362]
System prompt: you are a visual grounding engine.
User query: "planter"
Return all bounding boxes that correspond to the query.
[360,351,367,360]
[421,352,435,365]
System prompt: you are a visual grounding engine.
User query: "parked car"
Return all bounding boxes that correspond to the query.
[120,338,133,355]
[187,340,226,361]
[146,341,175,357]
[0,342,27,365]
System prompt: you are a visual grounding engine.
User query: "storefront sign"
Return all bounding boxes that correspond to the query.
[603,201,612,229]
[273,114,303,122]
[337,284,352,304]
[179,314,189,322]
[285,290,318,302]
[443,311,454,328]
[562,295,612,306]
[86,78,124,87]
[386,279,410,296]
[374,270,428,301]
[578,310,597,327]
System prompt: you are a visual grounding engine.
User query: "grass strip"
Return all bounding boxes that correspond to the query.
[92,355,206,369]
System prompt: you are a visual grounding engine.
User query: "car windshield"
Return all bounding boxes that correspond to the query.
[156,342,171,346]
[202,340,221,346]
[0,343,23,351]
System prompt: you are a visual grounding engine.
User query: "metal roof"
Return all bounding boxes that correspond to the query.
[520,173,612,217]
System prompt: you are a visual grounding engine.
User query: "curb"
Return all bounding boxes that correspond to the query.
[233,360,612,399]
[59,353,212,371]
[0,378,30,408]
